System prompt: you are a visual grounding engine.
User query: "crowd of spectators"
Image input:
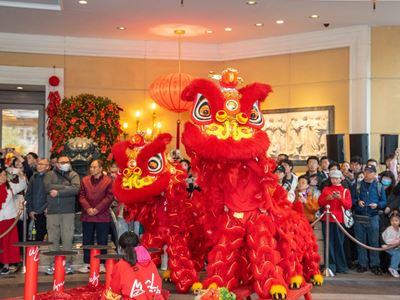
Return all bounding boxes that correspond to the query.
[274,152,400,277]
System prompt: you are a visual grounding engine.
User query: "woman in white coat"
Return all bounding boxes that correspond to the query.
[0,167,27,275]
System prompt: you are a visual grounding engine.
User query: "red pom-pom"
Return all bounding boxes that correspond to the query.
[49,75,60,87]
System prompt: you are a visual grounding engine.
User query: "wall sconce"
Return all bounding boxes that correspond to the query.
[135,111,141,132]
[122,121,129,140]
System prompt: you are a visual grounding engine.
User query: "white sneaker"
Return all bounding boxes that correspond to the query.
[388,267,399,278]
[100,264,106,273]
[78,263,90,274]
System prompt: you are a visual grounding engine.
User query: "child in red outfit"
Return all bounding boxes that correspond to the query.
[318,169,352,274]
[105,232,164,300]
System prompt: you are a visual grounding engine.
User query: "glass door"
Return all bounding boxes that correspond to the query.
[0,104,45,157]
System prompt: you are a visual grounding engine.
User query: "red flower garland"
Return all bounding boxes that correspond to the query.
[46,93,123,163]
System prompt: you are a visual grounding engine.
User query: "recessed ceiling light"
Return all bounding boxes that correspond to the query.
[117,26,126,30]
[309,14,320,19]
[224,27,232,32]
[276,20,284,24]
[246,1,257,5]
[206,30,214,34]
[78,0,88,4]
[255,23,264,27]
[17,86,23,90]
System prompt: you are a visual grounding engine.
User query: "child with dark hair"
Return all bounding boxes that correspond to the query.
[106,232,164,300]
[382,214,400,277]
[295,175,319,223]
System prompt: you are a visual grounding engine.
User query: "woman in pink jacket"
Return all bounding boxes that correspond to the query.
[318,169,352,274]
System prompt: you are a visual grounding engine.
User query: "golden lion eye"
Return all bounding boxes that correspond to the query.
[199,105,210,116]
[148,153,163,174]
[250,110,259,120]
[249,101,263,127]
[193,94,212,122]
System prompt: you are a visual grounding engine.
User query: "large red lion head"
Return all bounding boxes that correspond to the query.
[112,133,184,206]
[181,69,272,161]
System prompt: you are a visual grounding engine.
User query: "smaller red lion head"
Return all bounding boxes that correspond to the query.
[112,133,183,206]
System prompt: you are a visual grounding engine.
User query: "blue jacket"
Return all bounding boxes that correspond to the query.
[353,180,386,216]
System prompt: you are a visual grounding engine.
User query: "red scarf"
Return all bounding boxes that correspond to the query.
[0,183,8,209]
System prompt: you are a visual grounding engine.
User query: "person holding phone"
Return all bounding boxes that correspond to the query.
[318,169,352,275]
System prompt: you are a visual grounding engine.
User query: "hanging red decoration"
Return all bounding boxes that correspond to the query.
[149,73,194,113]
[48,75,60,87]
[46,78,62,140]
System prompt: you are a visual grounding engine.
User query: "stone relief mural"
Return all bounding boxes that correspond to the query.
[263,106,334,162]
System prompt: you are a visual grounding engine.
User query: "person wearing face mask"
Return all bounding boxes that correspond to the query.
[378,171,397,274]
[43,155,80,275]
[25,158,50,241]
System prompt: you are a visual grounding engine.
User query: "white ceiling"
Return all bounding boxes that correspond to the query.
[0,0,399,44]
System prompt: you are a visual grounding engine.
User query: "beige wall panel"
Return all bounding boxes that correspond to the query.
[261,86,291,110]
[64,56,146,90]
[371,79,400,133]
[290,48,349,84]
[372,27,400,78]
[0,52,65,67]
[371,27,400,163]
[145,60,223,84]
[290,81,349,134]
[224,55,290,86]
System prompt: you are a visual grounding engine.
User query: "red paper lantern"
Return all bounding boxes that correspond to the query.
[149,73,194,113]
[49,75,60,87]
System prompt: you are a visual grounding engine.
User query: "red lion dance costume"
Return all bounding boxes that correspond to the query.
[181,69,324,299]
[112,133,206,293]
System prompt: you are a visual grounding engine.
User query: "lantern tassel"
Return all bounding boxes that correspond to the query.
[176,119,181,149]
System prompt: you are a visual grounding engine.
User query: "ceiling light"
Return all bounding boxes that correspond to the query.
[276,20,284,24]
[17,86,23,90]
[246,1,257,5]
[309,14,320,19]
[206,30,214,34]
[78,0,88,4]
[255,23,264,27]
[224,27,232,32]
[117,26,126,30]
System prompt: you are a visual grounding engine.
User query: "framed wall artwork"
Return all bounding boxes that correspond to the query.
[262,106,334,164]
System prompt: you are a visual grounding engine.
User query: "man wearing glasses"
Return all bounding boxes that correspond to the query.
[43,155,80,275]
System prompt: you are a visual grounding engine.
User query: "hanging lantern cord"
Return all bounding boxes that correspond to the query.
[174,29,185,149]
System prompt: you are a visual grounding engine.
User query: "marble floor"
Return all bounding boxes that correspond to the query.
[1,269,399,299]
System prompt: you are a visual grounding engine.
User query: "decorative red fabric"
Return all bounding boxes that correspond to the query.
[0,183,8,208]
[0,219,21,264]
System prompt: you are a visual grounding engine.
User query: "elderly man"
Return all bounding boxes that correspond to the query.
[78,159,113,273]
[25,158,50,241]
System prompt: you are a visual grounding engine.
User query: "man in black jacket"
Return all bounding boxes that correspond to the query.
[25,158,50,241]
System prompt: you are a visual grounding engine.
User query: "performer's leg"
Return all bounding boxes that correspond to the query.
[141,228,165,267]
[166,233,199,293]
[247,213,287,300]
[202,213,245,291]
